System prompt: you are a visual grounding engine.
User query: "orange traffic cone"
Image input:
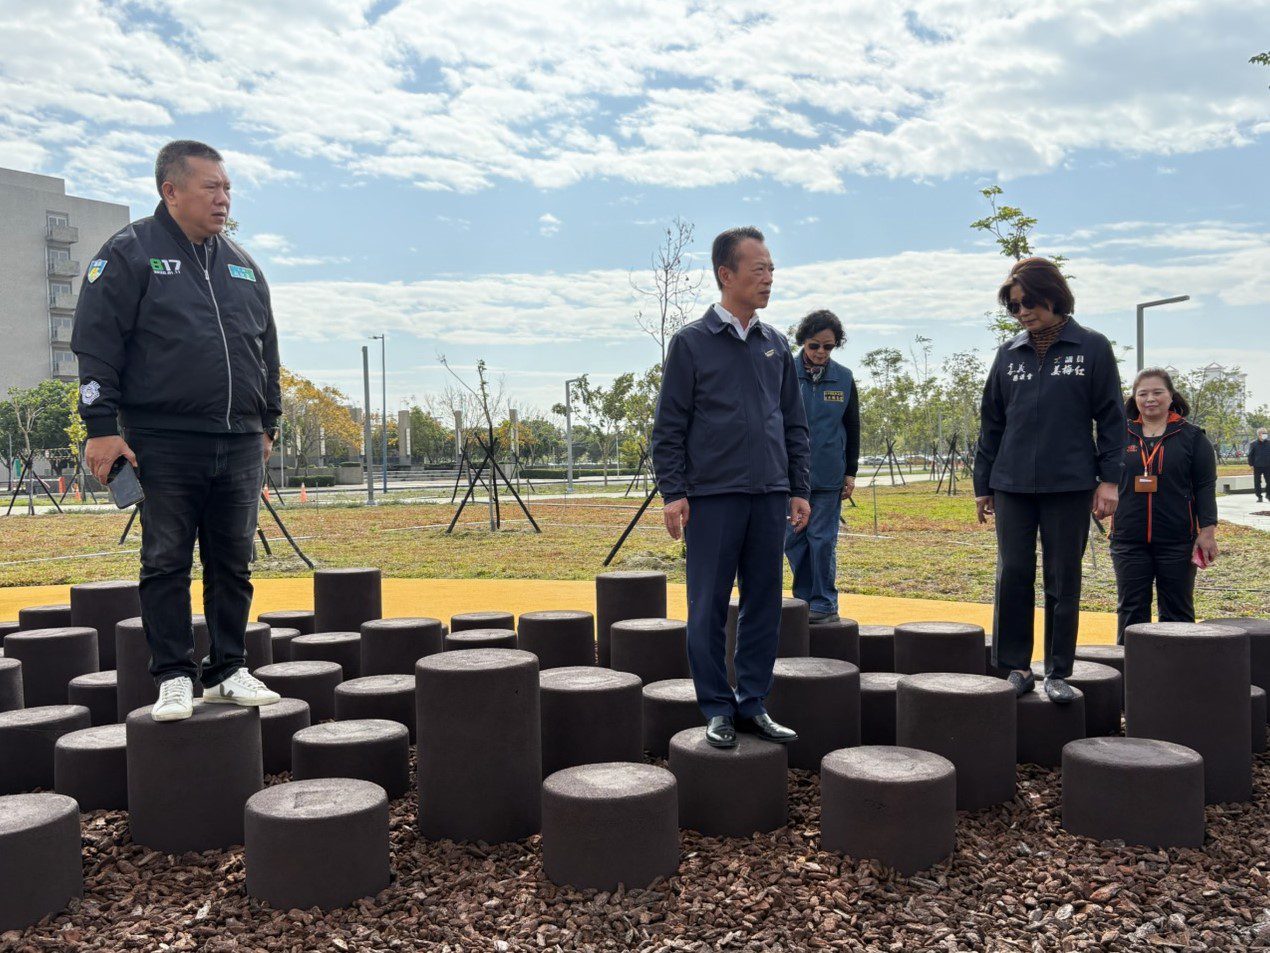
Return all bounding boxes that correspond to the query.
[300,483,308,503]
[74,484,82,502]
[58,476,65,494]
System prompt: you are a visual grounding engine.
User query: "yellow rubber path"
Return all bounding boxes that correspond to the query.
[0,578,1119,651]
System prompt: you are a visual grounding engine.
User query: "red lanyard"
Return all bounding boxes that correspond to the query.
[1139,436,1165,475]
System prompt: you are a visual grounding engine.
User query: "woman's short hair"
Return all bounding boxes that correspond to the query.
[1125,367,1191,419]
[794,309,845,346]
[997,257,1075,317]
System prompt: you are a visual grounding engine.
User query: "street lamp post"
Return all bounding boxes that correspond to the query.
[1136,296,1190,371]
[371,334,388,493]
[361,346,374,504]
[564,377,581,494]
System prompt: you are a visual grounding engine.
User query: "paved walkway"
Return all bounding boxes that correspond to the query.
[0,576,1120,649]
[1217,493,1270,533]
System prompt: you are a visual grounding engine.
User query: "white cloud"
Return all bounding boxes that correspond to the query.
[270,255,352,267]
[538,213,561,237]
[247,233,292,253]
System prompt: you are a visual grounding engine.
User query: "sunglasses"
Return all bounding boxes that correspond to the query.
[805,342,836,352]
[1005,294,1044,315]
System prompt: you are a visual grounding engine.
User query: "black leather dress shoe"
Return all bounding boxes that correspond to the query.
[737,712,798,743]
[705,715,737,748]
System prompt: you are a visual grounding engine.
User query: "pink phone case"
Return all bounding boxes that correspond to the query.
[1191,547,1209,569]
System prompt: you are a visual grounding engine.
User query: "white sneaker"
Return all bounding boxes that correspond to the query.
[203,669,281,707]
[152,677,194,722]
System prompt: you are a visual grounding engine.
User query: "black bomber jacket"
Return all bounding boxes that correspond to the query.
[71,203,281,438]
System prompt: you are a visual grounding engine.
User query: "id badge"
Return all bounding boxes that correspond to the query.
[1134,475,1158,494]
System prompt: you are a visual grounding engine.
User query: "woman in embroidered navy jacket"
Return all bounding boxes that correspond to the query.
[1110,368,1218,642]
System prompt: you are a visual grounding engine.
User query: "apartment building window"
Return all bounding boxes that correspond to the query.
[49,280,72,306]
[47,246,70,266]
[47,212,70,228]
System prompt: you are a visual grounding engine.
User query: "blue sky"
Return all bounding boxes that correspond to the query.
[2,0,1268,416]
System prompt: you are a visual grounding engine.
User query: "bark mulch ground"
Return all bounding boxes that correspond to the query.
[4,752,1268,952]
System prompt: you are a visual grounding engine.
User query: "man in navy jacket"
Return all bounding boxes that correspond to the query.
[652,226,811,749]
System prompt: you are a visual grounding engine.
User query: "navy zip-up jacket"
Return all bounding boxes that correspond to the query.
[974,318,1126,496]
[1249,437,1270,468]
[71,203,281,438]
[796,358,859,491]
[1112,415,1217,544]
[652,306,811,504]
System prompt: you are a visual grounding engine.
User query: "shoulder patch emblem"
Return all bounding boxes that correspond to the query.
[764,348,776,357]
[228,264,256,282]
[86,259,107,283]
[80,381,101,406]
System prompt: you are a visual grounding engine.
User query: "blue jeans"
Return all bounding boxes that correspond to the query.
[128,428,263,687]
[785,489,842,614]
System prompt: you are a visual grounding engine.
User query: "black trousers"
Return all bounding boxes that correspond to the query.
[991,490,1093,679]
[128,428,263,687]
[1110,539,1196,643]
[1256,467,1269,499]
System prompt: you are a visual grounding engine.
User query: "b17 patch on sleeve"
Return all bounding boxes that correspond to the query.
[80,381,101,406]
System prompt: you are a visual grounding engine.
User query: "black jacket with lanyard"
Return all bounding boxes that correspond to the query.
[1111,413,1217,545]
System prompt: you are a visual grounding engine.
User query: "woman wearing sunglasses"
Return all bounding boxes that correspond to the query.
[784,309,859,624]
[973,257,1126,702]
[1110,369,1218,641]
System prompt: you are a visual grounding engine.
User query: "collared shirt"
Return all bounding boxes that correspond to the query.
[713,302,760,341]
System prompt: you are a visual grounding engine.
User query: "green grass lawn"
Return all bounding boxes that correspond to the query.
[2,483,1265,618]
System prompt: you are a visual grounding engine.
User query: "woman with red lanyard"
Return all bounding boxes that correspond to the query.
[1110,368,1219,643]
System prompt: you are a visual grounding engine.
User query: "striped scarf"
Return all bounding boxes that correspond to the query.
[1029,318,1069,364]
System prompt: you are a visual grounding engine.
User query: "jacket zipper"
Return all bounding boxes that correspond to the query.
[194,241,233,429]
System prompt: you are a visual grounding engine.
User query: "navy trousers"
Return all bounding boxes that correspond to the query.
[684,492,788,719]
[785,489,842,614]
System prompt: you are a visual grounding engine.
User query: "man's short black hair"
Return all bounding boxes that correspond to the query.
[711,226,765,290]
[794,309,845,346]
[155,140,224,197]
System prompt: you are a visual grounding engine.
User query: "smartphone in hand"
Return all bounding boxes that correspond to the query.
[107,457,144,509]
[1191,546,1209,570]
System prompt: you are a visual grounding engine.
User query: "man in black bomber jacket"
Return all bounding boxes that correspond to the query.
[72,140,281,722]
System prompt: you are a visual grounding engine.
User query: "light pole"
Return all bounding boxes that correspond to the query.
[371,334,388,493]
[1136,295,1189,371]
[564,377,581,494]
[361,346,374,504]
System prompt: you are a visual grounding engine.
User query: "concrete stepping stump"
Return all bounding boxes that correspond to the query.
[126,703,262,852]
[17,604,72,632]
[313,568,382,633]
[1125,622,1251,804]
[725,597,811,686]
[291,632,361,680]
[541,762,679,890]
[244,622,273,671]
[451,610,515,633]
[539,667,642,777]
[444,628,517,652]
[1032,660,1121,737]
[517,610,596,670]
[642,678,702,758]
[610,618,690,685]
[894,622,985,676]
[0,793,82,931]
[766,658,860,770]
[858,625,896,673]
[67,670,117,726]
[1252,686,1266,755]
[292,719,410,799]
[0,657,23,713]
[245,778,389,911]
[260,698,311,775]
[1205,618,1270,720]
[1016,684,1085,767]
[417,649,541,843]
[1073,644,1125,706]
[809,618,860,666]
[1062,737,1204,848]
[114,616,210,719]
[70,580,139,670]
[821,746,956,875]
[0,705,92,794]
[984,634,1005,677]
[54,723,127,811]
[596,571,667,668]
[669,730,787,836]
[5,627,98,708]
[335,675,417,742]
[896,673,1016,811]
[255,661,343,722]
[0,621,19,647]
[360,617,443,676]
[860,672,903,746]
[269,627,300,664]
[257,609,315,635]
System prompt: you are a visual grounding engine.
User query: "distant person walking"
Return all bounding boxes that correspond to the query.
[973,257,1126,703]
[1250,427,1270,502]
[652,226,811,752]
[1110,369,1218,641]
[784,309,859,625]
[72,140,282,722]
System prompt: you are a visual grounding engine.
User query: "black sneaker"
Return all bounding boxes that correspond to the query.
[1006,670,1035,697]
[808,611,840,625]
[1044,677,1077,704]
